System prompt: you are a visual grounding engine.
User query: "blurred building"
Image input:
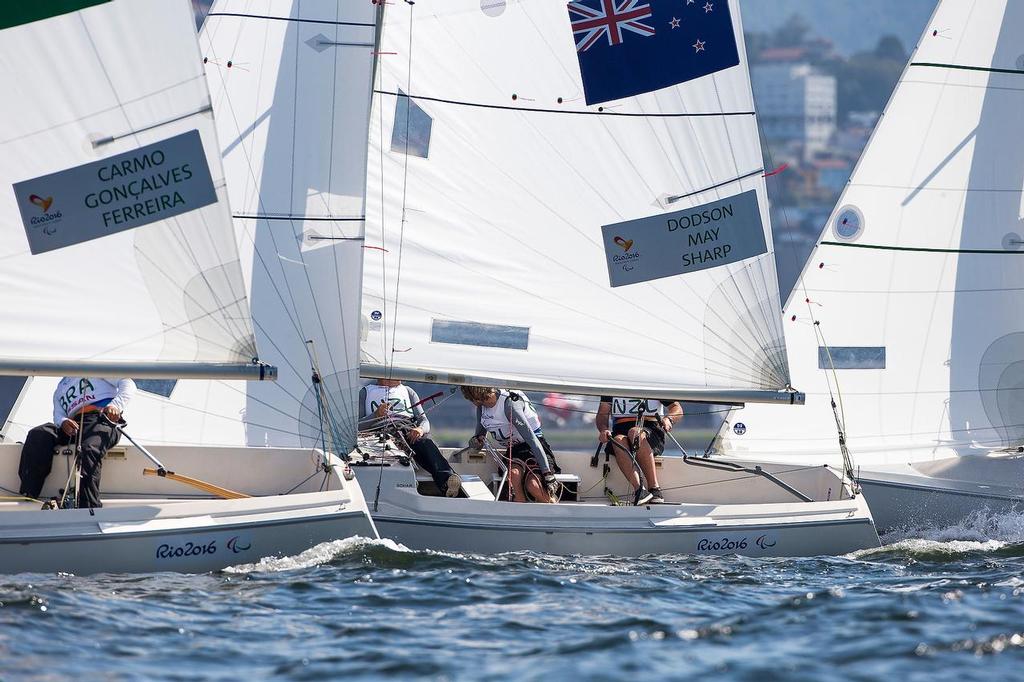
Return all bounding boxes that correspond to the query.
[752,52,837,161]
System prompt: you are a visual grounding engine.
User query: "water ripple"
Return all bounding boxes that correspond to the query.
[3,519,1024,680]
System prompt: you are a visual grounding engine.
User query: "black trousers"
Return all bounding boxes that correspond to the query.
[407,437,455,492]
[18,412,121,508]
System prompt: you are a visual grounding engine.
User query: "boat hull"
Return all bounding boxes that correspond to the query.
[371,512,877,557]
[0,504,371,574]
[859,455,1024,534]
[0,443,375,574]
[355,452,879,557]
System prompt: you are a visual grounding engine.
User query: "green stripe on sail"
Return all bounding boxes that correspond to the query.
[821,241,1024,255]
[0,0,111,30]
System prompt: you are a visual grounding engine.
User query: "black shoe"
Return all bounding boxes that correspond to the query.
[634,487,654,506]
[444,473,463,498]
[649,487,665,504]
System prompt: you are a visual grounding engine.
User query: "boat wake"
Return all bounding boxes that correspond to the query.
[223,536,411,573]
[854,509,1024,561]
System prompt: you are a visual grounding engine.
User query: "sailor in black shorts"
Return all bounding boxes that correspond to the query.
[597,396,683,505]
[462,386,560,503]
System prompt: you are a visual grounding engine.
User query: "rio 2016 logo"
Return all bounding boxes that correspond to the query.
[27,193,62,234]
[154,535,252,559]
[696,534,778,552]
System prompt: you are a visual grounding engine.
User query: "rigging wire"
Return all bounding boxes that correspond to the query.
[758,109,857,493]
[385,0,417,380]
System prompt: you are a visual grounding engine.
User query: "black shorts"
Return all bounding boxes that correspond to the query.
[606,421,665,457]
[507,437,559,474]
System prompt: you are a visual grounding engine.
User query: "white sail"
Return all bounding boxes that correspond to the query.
[88,0,379,450]
[360,0,794,404]
[0,0,259,377]
[721,0,1024,463]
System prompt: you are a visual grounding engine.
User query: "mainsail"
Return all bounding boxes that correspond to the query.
[0,0,262,380]
[721,1,1024,463]
[361,0,796,404]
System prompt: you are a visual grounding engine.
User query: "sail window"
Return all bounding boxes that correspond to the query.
[833,206,864,241]
[391,89,432,159]
[818,347,885,370]
[431,320,529,350]
[0,377,27,432]
[133,379,177,398]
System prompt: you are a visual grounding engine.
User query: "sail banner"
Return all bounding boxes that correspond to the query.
[569,0,739,105]
[14,129,217,255]
[602,189,767,287]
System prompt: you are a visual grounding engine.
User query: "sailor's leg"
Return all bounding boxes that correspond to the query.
[408,437,457,493]
[610,435,641,488]
[18,423,61,498]
[508,462,528,502]
[633,429,660,490]
[76,415,120,509]
[522,468,552,503]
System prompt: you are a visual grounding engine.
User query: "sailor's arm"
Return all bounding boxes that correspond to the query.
[103,378,135,421]
[468,406,487,448]
[406,387,430,434]
[662,400,683,431]
[356,386,380,431]
[507,400,553,473]
[53,383,72,432]
[596,398,612,443]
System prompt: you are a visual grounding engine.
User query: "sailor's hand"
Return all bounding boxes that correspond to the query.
[662,416,674,432]
[468,435,484,449]
[542,471,559,499]
[60,419,78,437]
[406,427,424,444]
[373,403,389,418]
[598,429,611,443]
[102,405,121,423]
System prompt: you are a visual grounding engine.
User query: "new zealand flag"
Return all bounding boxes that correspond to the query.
[568,0,740,105]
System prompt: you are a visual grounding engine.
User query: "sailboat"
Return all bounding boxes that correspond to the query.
[717,0,1024,534]
[340,0,877,556]
[0,0,375,574]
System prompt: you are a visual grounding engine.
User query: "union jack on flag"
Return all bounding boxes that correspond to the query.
[569,0,655,52]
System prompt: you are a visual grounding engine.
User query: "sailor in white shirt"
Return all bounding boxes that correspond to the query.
[18,377,136,508]
[358,379,461,497]
[461,385,560,503]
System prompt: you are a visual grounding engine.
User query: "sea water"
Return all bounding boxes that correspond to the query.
[2,513,1023,681]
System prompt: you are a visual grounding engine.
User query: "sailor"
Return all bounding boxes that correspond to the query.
[358,379,462,497]
[18,377,136,509]
[596,396,682,505]
[461,386,560,503]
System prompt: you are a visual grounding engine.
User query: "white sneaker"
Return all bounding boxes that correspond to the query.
[444,472,463,497]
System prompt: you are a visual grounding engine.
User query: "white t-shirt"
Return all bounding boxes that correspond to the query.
[53,377,135,424]
[363,383,415,418]
[479,390,542,445]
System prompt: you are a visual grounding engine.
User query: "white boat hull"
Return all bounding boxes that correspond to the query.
[0,443,375,574]
[859,454,1024,534]
[354,449,879,557]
